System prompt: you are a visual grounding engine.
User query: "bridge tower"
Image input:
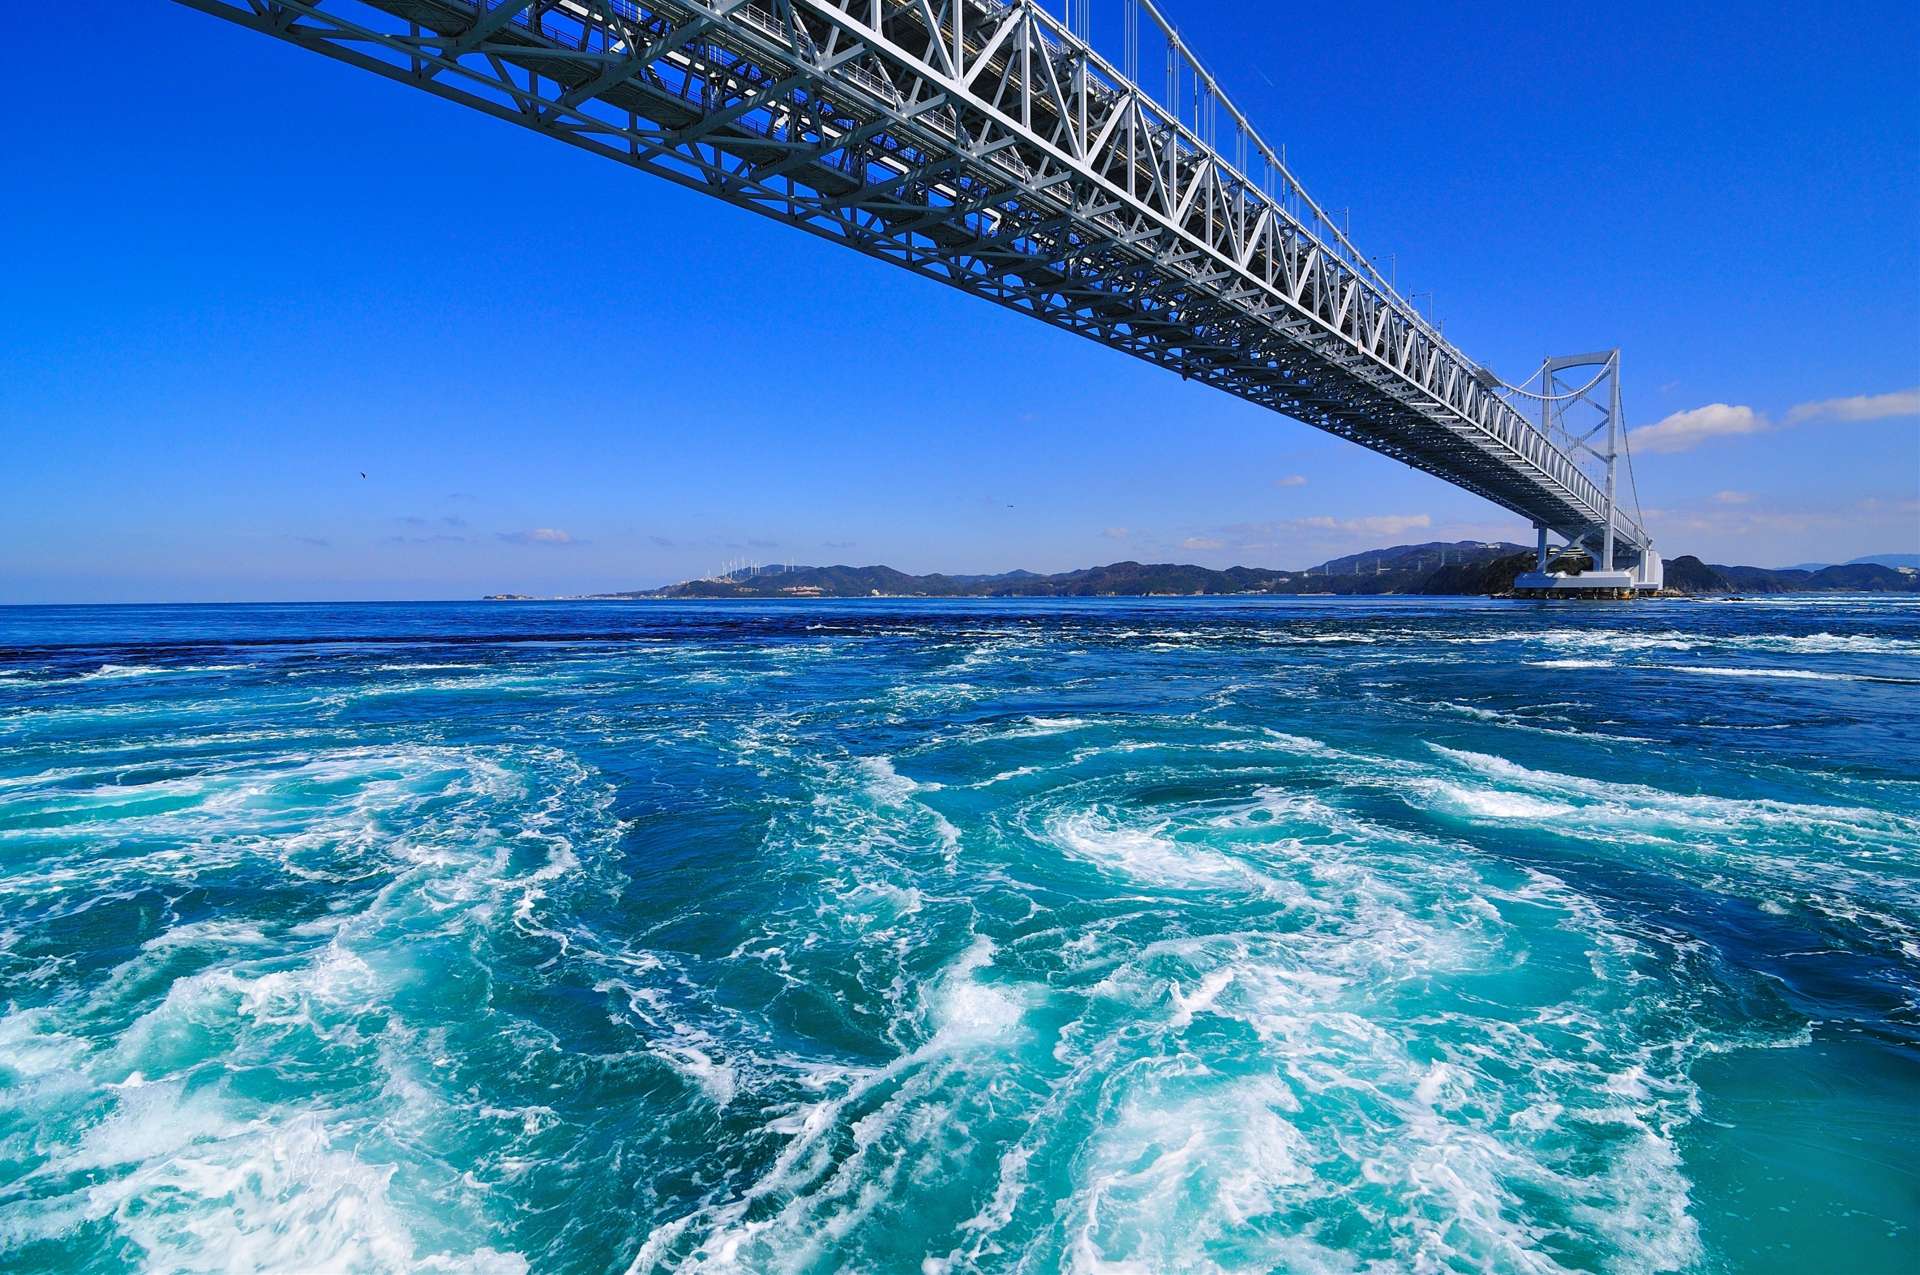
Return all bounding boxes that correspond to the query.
[1511,350,1663,596]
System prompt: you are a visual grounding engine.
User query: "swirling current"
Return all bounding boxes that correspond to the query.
[0,597,1915,1273]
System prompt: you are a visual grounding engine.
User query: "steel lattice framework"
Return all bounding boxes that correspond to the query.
[173,0,1654,561]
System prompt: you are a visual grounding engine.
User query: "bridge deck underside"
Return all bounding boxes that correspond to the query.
[180,0,1650,555]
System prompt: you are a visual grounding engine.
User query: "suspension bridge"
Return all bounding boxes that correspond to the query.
[173,0,1662,592]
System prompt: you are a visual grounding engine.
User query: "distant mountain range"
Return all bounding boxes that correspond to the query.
[488,542,1920,602]
[1778,553,1920,572]
[587,542,1536,599]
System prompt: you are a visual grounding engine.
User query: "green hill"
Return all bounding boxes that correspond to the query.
[599,542,1530,599]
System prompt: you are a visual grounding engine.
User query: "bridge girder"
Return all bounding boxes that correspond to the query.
[173,0,1653,557]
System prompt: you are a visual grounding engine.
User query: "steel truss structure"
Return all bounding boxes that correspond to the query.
[174,0,1655,565]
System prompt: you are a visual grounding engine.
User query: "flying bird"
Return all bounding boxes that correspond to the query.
[359,472,367,479]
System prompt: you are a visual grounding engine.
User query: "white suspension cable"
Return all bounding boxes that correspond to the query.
[1496,362,1612,403]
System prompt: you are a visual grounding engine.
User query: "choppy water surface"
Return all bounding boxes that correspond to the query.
[1,597,1916,1273]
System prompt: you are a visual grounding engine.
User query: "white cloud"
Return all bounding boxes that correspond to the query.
[1181,536,1225,551]
[1102,526,1130,540]
[1628,387,1918,456]
[1713,490,1752,505]
[1273,474,1308,488]
[1627,403,1768,454]
[499,527,576,546]
[1784,387,1920,425]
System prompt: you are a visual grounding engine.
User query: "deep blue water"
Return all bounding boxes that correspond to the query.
[0,596,1915,1273]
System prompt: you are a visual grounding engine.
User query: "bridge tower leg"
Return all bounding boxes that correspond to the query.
[1514,349,1657,597]
[1602,354,1620,574]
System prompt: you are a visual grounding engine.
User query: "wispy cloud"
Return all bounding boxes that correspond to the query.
[1784,387,1920,425]
[284,535,331,548]
[383,533,470,546]
[1292,513,1433,538]
[1272,474,1308,488]
[1102,526,1130,540]
[1713,490,1752,505]
[1181,536,1225,551]
[498,528,577,546]
[1197,513,1437,551]
[1627,403,1768,454]
[1644,495,1920,539]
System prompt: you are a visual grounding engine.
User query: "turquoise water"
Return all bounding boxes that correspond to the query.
[0,597,1915,1273]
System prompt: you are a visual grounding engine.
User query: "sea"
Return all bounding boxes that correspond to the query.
[0,596,1915,1274]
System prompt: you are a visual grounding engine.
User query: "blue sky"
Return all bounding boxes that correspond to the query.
[3,0,1915,602]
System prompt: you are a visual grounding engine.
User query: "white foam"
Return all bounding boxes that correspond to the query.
[659,1044,739,1107]
[1065,1075,1321,1273]
[972,763,1042,786]
[1438,701,1507,721]
[930,937,1026,1045]
[1258,729,1331,754]
[373,661,487,671]
[859,755,943,801]
[1046,900,1708,1274]
[1045,808,1288,898]
[76,664,167,681]
[1427,744,1899,836]
[1005,715,1090,737]
[1425,783,1578,821]
[1672,664,1863,682]
[0,737,620,1271]
[1741,631,1920,656]
[1418,744,1920,936]
[632,940,1034,1271]
[64,1083,529,1274]
[1167,968,1235,1029]
[0,1008,88,1079]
